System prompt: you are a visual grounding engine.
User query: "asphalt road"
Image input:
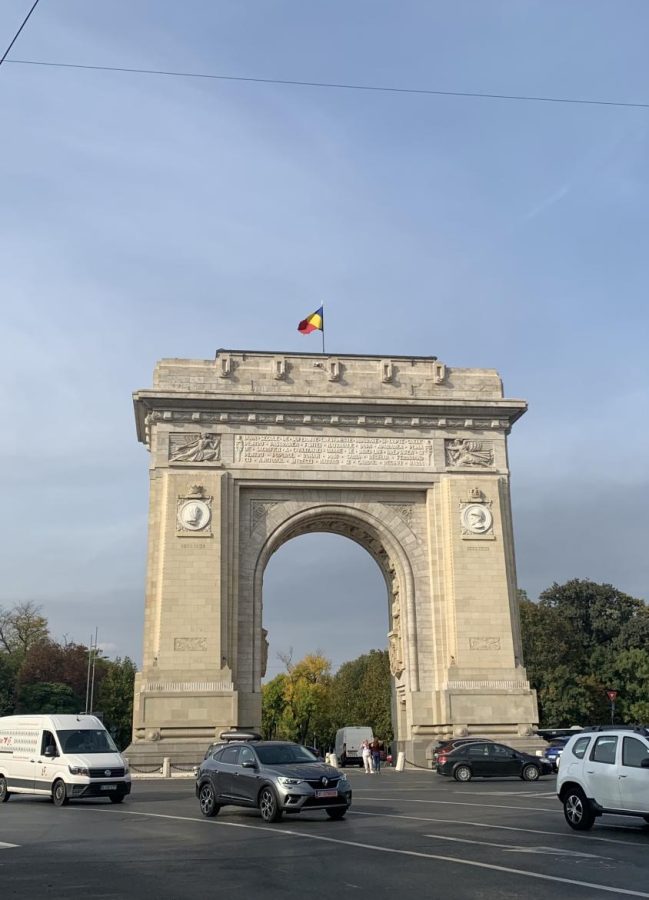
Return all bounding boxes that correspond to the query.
[1,769,649,898]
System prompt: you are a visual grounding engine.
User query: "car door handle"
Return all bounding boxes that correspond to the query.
[619,774,628,778]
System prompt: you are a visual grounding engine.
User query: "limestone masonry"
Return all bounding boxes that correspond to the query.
[127,350,539,766]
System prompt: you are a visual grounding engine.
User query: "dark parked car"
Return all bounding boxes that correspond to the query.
[196,739,352,823]
[436,740,554,782]
[542,737,570,771]
[432,737,493,765]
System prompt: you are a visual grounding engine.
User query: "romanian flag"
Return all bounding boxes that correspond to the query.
[297,305,324,334]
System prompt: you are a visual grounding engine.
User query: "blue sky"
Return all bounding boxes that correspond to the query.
[1,1,647,674]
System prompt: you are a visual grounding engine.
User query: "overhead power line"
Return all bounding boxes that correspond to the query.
[6,57,649,111]
[0,0,42,68]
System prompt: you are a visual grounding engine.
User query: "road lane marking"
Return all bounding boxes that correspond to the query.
[355,795,559,812]
[423,833,610,859]
[81,808,649,898]
[352,810,640,847]
[0,842,18,849]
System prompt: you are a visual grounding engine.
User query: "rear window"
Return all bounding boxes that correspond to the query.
[465,743,490,758]
[591,735,618,765]
[570,736,591,759]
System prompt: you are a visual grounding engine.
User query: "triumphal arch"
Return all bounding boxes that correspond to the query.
[128,350,539,765]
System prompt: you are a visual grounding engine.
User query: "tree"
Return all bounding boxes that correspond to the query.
[0,602,49,656]
[18,682,79,713]
[520,579,649,727]
[16,639,94,711]
[330,649,392,742]
[261,673,288,740]
[97,657,136,749]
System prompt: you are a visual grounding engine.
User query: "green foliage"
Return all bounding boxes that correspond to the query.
[261,649,393,748]
[0,602,136,743]
[97,657,136,749]
[520,579,649,727]
[329,650,393,742]
[18,682,79,713]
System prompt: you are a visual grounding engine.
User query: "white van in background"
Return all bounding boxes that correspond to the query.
[0,714,131,806]
[334,726,373,767]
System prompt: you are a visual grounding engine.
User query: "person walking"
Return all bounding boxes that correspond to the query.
[361,739,373,774]
[370,738,381,774]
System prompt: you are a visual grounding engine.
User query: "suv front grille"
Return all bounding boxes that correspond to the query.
[305,777,339,789]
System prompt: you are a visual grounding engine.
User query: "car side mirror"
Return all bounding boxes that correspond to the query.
[640,758,649,769]
[44,746,57,758]
[241,760,257,769]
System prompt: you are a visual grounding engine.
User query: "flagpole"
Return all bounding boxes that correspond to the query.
[321,306,325,354]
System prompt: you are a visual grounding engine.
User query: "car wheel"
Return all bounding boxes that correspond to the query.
[52,779,69,807]
[109,794,124,804]
[258,785,283,823]
[198,782,220,818]
[0,776,10,802]
[453,765,472,783]
[521,764,540,782]
[563,787,595,831]
[326,808,346,820]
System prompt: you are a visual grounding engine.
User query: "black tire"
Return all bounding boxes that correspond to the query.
[521,764,540,782]
[453,765,472,783]
[52,780,69,807]
[258,785,283,823]
[198,782,220,818]
[109,794,125,804]
[326,808,346,820]
[0,776,10,802]
[563,787,595,831]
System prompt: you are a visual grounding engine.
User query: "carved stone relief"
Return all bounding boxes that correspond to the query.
[445,439,494,468]
[469,637,501,651]
[170,432,221,464]
[174,637,208,651]
[250,500,278,533]
[383,503,414,528]
[177,485,212,536]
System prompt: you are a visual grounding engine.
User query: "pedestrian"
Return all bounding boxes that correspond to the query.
[361,739,373,774]
[370,737,381,774]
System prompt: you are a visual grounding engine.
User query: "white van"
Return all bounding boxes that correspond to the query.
[334,726,373,767]
[0,714,131,806]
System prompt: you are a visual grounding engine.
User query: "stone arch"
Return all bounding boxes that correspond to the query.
[245,501,421,689]
[129,351,540,766]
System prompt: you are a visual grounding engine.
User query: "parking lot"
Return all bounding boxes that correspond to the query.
[1,769,649,898]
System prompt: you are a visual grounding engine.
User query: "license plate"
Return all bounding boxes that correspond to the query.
[315,789,337,798]
[100,785,117,791]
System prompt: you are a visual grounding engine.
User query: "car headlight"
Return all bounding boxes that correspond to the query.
[278,777,304,786]
[68,765,89,776]
[338,773,348,783]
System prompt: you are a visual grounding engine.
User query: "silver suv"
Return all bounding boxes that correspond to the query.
[557,726,649,830]
[196,737,352,823]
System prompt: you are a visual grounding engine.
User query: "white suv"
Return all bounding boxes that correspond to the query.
[557,726,649,830]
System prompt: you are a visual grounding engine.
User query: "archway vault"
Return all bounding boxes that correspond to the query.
[246,499,422,693]
[128,350,540,766]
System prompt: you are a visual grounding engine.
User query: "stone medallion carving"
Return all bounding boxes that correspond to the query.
[170,432,221,464]
[461,504,493,535]
[445,439,494,468]
[177,485,212,536]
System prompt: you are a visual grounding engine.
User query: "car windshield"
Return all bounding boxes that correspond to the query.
[255,744,318,765]
[57,730,118,754]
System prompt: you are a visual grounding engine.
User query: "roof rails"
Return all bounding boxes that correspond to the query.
[219,729,262,743]
[583,725,649,736]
